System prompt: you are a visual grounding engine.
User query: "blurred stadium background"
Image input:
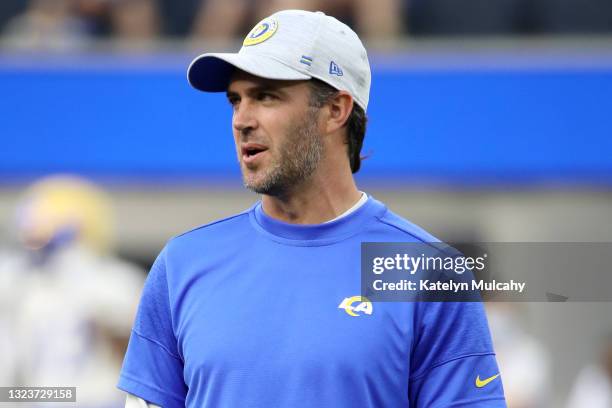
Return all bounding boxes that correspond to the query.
[1,0,611,407]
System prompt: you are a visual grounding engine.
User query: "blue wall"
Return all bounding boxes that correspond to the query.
[1,52,611,186]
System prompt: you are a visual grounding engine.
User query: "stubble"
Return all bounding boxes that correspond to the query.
[242,107,324,196]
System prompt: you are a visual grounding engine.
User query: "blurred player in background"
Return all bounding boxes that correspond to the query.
[566,331,612,408]
[0,175,143,407]
[118,9,506,408]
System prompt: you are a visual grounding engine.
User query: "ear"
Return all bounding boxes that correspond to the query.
[323,91,353,134]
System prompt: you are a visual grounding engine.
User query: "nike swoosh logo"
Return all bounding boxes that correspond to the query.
[475,373,500,388]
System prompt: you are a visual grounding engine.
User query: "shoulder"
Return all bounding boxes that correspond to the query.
[162,204,257,262]
[175,208,252,240]
[141,207,258,302]
[369,197,440,244]
[162,205,256,259]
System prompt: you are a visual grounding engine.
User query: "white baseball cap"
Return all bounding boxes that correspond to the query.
[187,9,371,111]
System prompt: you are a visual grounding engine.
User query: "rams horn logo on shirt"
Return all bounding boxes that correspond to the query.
[338,296,373,316]
[243,18,278,46]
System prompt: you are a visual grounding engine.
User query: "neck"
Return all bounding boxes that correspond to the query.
[261,160,361,224]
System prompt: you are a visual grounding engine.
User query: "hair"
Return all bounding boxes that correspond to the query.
[307,78,367,174]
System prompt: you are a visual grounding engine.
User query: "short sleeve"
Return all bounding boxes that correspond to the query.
[117,248,188,408]
[408,302,507,407]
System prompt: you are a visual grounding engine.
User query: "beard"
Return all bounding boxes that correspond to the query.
[241,108,324,196]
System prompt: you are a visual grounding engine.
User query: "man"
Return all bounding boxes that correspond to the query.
[118,9,506,407]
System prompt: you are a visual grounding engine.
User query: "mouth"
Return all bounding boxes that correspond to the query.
[241,143,269,164]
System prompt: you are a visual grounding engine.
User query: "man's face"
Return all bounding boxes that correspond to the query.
[226,71,324,195]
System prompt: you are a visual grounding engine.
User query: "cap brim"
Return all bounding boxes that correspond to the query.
[187,52,311,92]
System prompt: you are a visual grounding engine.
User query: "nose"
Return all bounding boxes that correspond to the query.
[232,100,258,136]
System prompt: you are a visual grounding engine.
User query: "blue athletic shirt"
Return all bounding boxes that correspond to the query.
[118,195,506,407]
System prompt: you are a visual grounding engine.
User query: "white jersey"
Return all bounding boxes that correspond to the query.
[6,244,144,407]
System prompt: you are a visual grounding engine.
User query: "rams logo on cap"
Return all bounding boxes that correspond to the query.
[243,18,278,46]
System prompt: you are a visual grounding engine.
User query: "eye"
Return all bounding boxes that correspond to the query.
[227,96,240,107]
[257,92,277,102]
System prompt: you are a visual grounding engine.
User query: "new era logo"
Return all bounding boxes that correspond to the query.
[329,61,343,76]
